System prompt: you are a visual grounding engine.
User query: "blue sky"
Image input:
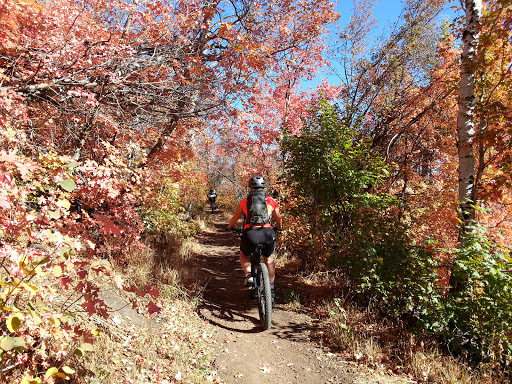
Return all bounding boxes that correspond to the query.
[334,0,458,36]
[300,0,459,90]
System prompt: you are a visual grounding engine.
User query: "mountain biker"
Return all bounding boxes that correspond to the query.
[227,175,282,296]
[208,187,217,208]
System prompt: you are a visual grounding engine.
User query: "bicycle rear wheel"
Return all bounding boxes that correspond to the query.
[256,262,272,329]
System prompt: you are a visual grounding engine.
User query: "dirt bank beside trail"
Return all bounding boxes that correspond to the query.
[185,219,413,384]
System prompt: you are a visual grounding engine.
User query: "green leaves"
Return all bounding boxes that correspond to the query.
[442,224,512,365]
[281,102,390,212]
[58,178,76,192]
[281,101,445,332]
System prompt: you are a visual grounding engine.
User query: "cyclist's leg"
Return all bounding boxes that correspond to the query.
[239,251,251,275]
[261,228,276,285]
[262,256,275,285]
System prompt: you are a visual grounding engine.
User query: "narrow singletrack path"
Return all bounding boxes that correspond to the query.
[184,217,411,384]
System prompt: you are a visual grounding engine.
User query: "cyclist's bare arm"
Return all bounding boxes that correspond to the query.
[227,205,244,229]
[272,206,282,229]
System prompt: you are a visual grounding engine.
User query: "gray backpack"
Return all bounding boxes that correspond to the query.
[246,189,269,226]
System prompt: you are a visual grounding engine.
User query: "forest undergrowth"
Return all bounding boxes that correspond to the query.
[1,214,222,384]
[87,220,508,384]
[74,226,218,384]
[75,223,222,384]
[273,252,497,384]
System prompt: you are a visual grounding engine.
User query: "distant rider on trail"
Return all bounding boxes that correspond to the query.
[227,175,282,296]
[208,187,217,210]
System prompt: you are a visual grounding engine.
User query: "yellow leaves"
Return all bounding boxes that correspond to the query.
[62,366,76,375]
[27,302,42,325]
[73,342,94,357]
[52,265,63,277]
[49,316,61,327]
[47,198,71,220]
[0,278,37,297]
[44,367,59,379]
[0,337,15,351]
[57,198,71,210]
[7,313,24,332]
[33,266,44,276]
[25,365,76,384]
[44,229,60,242]
[91,259,112,271]
[0,336,25,351]
[20,377,42,384]
[47,211,61,220]
[59,246,76,259]
[20,282,37,295]
[44,365,76,379]
[81,342,94,352]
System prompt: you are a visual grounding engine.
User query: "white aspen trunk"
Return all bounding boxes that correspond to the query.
[457,0,482,231]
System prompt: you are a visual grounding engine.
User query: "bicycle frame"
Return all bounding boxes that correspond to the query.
[230,228,272,329]
[249,244,264,282]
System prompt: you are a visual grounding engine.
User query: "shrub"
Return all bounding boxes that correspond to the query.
[335,209,444,328]
[442,225,512,369]
[140,178,195,237]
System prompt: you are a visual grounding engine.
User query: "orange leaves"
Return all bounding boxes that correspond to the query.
[0,0,43,50]
[216,22,234,39]
[0,0,338,168]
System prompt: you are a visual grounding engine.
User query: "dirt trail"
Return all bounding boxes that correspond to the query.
[185,218,412,384]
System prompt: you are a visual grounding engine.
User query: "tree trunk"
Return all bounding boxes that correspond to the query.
[450,0,483,294]
[456,0,482,232]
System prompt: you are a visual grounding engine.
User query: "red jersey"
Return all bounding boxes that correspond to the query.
[239,196,278,229]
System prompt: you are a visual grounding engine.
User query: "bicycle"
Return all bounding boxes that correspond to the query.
[208,198,217,213]
[230,228,272,330]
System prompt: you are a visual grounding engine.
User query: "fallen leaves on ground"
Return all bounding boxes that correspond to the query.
[79,284,225,384]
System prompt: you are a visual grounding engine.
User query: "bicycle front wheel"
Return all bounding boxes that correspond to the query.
[256,262,272,329]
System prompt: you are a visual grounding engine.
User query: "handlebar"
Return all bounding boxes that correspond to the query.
[227,227,281,234]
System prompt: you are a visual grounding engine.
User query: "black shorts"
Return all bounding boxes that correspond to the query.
[240,227,276,258]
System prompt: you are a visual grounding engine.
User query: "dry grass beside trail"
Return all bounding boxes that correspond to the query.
[78,292,220,384]
[278,268,497,384]
[318,303,485,384]
[3,231,223,384]
[75,222,225,384]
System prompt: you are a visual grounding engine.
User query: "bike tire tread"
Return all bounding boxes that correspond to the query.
[257,262,272,329]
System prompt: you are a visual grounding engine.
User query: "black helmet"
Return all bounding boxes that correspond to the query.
[249,175,266,189]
